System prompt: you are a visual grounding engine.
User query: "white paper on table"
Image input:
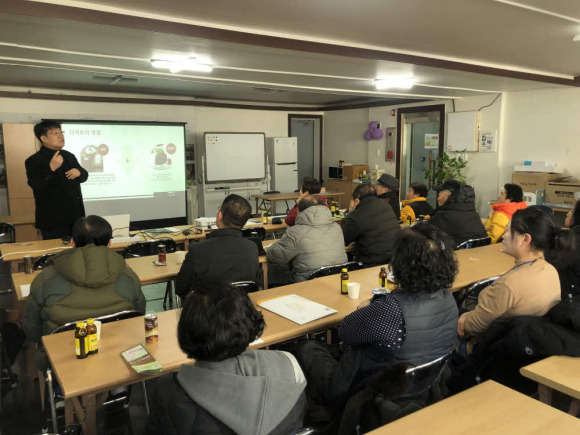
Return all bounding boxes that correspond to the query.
[20,284,31,297]
[259,294,337,325]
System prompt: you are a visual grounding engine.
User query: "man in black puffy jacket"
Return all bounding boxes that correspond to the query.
[176,194,259,298]
[341,184,401,267]
[429,180,487,248]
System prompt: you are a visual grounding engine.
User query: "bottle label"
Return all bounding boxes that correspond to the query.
[75,338,80,356]
[341,279,349,294]
[379,278,386,288]
[89,334,98,352]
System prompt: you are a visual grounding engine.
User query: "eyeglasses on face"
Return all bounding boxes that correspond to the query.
[47,130,64,136]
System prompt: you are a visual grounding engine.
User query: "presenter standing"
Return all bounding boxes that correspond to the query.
[26,121,89,240]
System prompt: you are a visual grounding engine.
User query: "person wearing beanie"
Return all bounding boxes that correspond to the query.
[376,173,400,218]
[429,180,487,248]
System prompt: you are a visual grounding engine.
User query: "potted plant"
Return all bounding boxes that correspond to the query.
[424,151,467,187]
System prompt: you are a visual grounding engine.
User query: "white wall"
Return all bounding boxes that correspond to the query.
[323,108,368,171]
[323,96,503,216]
[500,87,580,185]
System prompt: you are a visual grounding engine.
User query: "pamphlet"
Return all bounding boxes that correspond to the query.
[121,344,163,374]
[20,284,31,298]
[258,294,337,325]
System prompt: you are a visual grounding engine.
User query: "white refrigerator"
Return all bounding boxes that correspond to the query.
[270,137,298,213]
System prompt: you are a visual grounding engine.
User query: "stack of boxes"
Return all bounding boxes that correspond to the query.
[511,172,562,206]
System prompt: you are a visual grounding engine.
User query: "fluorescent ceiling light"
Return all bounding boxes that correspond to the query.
[151,57,212,73]
[375,77,415,90]
[493,1,580,24]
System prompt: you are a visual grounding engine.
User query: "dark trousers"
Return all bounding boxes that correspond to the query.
[1,323,25,367]
[297,340,339,404]
[40,225,73,240]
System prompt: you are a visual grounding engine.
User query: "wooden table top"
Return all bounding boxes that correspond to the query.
[41,243,513,403]
[252,190,345,200]
[520,356,580,400]
[367,381,580,434]
[12,242,511,301]
[0,221,294,262]
[42,309,190,399]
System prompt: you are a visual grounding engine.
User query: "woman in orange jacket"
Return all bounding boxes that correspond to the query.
[485,183,527,243]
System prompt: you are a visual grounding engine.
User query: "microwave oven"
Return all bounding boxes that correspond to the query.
[328,166,343,179]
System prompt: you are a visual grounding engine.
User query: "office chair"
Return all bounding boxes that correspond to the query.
[456,236,491,250]
[241,227,267,241]
[307,261,362,280]
[338,351,453,434]
[123,238,177,309]
[231,281,260,293]
[0,223,15,244]
[34,253,56,270]
[455,276,500,309]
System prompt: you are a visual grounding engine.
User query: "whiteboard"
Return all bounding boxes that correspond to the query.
[205,133,266,182]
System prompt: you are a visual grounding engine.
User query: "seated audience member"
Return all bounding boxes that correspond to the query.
[176,194,259,298]
[267,196,347,282]
[400,182,434,223]
[297,223,458,412]
[145,282,307,435]
[285,176,328,226]
[429,180,487,247]
[342,184,401,267]
[458,207,572,339]
[551,200,580,303]
[23,215,145,341]
[375,174,401,218]
[485,183,527,243]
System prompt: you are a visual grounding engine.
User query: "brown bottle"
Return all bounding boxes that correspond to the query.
[330,201,336,214]
[75,322,89,359]
[379,267,388,288]
[340,268,349,295]
[87,318,98,355]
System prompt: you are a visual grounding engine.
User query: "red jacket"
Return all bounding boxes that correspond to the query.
[285,195,329,226]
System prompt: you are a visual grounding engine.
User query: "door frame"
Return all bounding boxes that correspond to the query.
[395,104,446,182]
[288,114,323,183]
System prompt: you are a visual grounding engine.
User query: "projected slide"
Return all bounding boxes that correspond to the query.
[61,122,187,226]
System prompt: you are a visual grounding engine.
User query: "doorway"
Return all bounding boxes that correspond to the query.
[396,105,445,207]
[289,115,322,184]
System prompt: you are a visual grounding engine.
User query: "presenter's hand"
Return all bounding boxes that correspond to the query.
[49,150,64,172]
[65,168,81,180]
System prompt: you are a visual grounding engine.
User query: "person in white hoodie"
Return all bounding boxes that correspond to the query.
[145,281,307,435]
[267,195,348,282]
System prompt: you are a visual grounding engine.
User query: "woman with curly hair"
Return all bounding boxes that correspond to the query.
[297,222,458,414]
[145,282,307,435]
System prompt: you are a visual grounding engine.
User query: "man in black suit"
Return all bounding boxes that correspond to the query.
[26,120,88,239]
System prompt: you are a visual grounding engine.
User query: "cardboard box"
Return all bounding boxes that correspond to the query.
[342,165,369,182]
[545,182,580,206]
[512,172,563,192]
[522,190,545,206]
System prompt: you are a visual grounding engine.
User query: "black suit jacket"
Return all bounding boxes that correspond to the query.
[175,228,260,298]
[25,146,88,230]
